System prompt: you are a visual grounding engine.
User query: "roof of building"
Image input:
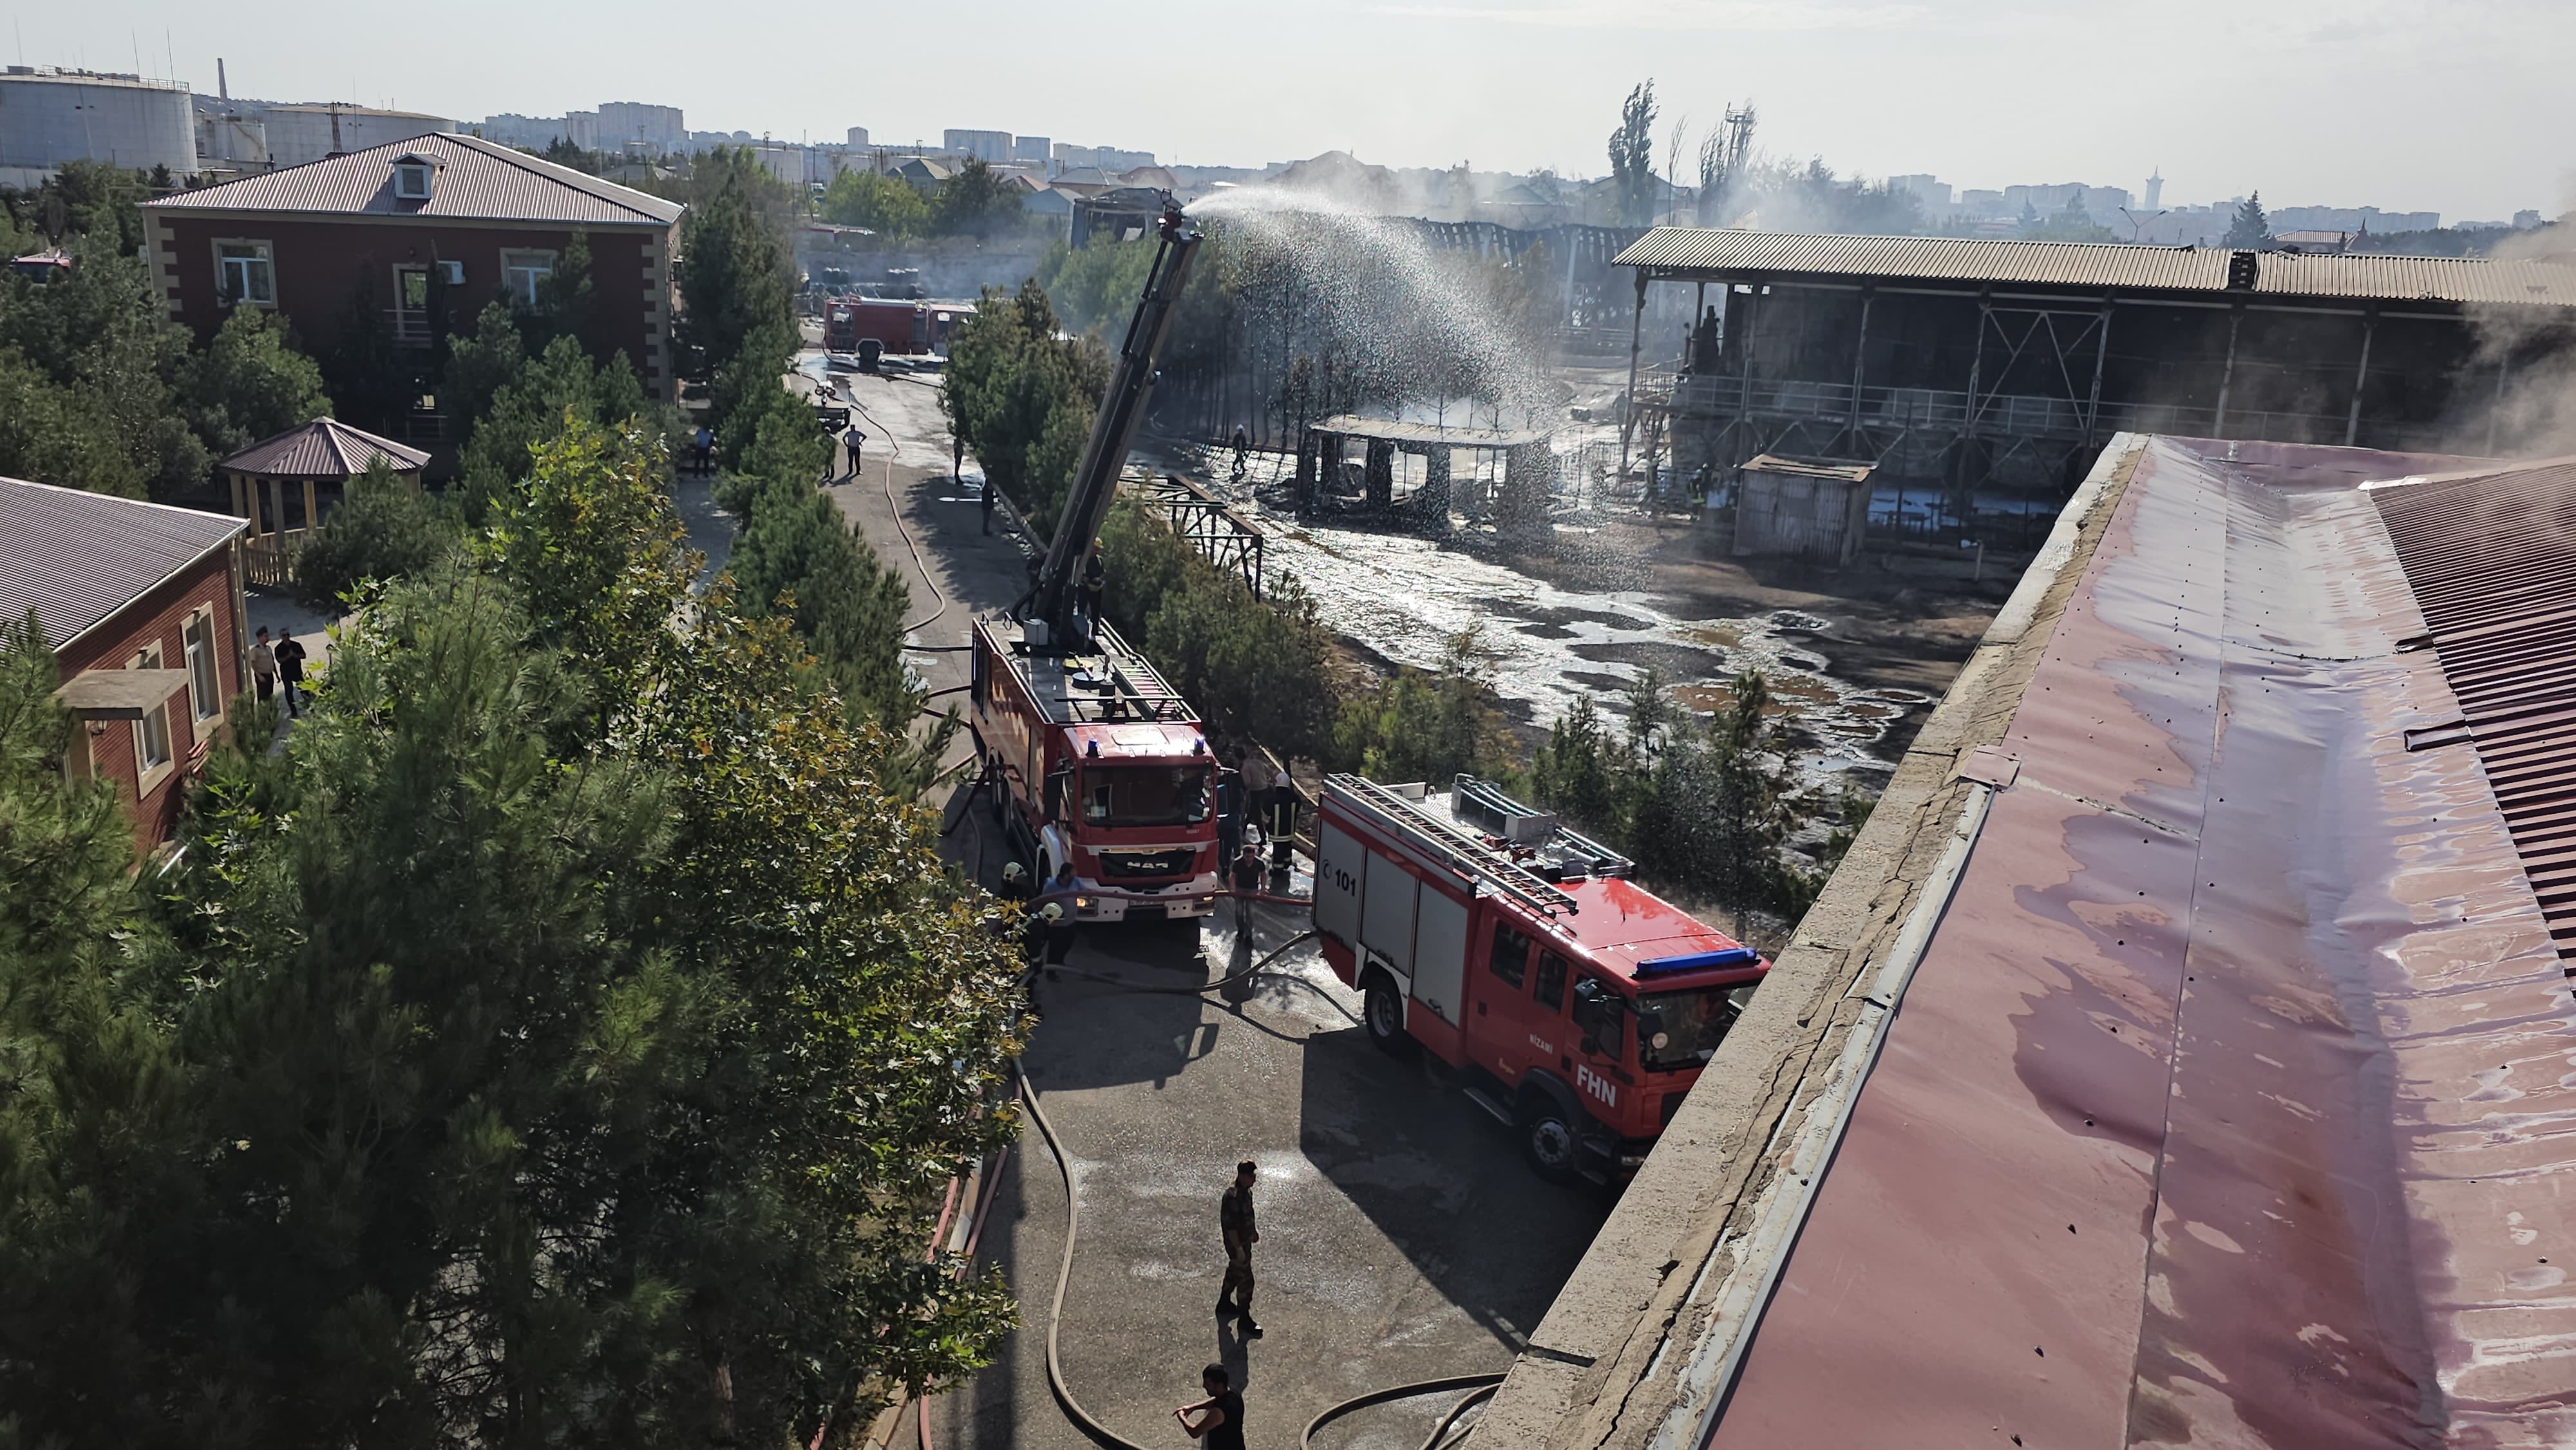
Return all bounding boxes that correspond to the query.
[1615,226,2576,308]
[142,131,682,227]
[0,476,244,650]
[1740,453,1873,482]
[1469,433,2576,1449]
[220,418,430,478]
[1311,414,1552,448]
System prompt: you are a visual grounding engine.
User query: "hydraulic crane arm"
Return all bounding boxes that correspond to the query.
[1024,200,1202,645]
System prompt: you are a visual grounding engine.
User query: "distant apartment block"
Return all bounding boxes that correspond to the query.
[0,67,196,185]
[1051,142,1155,173]
[592,102,687,154]
[2270,204,2443,236]
[1014,135,1052,165]
[943,129,1015,164]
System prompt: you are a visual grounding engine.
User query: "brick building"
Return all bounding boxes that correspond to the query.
[138,132,685,412]
[0,477,249,854]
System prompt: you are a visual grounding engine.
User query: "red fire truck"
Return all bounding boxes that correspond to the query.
[823,296,978,357]
[971,625,1223,923]
[1315,774,1769,1182]
[969,200,1218,924]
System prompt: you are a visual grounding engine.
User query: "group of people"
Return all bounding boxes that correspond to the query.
[246,626,310,720]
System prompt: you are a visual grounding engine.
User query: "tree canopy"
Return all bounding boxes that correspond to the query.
[1609,80,1661,227]
[2224,192,2273,249]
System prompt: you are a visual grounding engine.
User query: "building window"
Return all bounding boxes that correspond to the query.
[502,249,557,306]
[394,162,433,200]
[182,610,220,724]
[215,240,275,307]
[131,644,173,783]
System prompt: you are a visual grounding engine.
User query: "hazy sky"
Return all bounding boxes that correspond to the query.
[21,0,2571,222]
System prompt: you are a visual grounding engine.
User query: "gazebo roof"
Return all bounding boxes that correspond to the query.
[221,418,430,479]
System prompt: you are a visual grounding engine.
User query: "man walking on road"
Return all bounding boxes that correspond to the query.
[274,631,309,719]
[1217,1160,1262,1337]
[249,627,278,705]
[1175,1364,1245,1449]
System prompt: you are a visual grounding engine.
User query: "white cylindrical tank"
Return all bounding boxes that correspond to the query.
[0,68,197,175]
[256,106,455,167]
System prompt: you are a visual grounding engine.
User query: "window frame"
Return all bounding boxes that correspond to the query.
[500,248,558,307]
[181,608,221,724]
[1487,921,1532,988]
[212,238,276,309]
[1533,949,1569,1013]
[393,162,433,200]
[130,643,174,791]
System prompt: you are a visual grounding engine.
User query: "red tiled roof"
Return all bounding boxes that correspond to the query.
[220,418,430,478]
[0,476,243,650]
[143,131,682,227]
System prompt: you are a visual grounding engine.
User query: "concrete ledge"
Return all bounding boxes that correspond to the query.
[1466,434,2150,1450]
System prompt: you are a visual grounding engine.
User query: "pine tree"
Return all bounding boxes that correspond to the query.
[2225,191,2272,249]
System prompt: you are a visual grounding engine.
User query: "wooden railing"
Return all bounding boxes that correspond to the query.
[242,529,310,589]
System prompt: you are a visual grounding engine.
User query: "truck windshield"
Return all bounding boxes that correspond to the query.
[1083,765,1212,828]
[1636,983,1757,1071]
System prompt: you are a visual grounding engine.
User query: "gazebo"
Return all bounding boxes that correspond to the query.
[219,419,428,585]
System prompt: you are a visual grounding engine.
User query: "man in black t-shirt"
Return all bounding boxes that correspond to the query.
[273,632,309,719]
[1175,1363,1245,1450]
[1217,1161,1260,1335]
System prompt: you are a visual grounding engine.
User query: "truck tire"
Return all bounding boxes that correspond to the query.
[1361,974,1410,1056]
[1519,1089,1584,1183]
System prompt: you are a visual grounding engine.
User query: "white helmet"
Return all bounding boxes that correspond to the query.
[1003,862,1025,881]
[1041,901,1065,922]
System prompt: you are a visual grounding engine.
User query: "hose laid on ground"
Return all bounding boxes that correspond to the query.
[1013,934,1504,1450]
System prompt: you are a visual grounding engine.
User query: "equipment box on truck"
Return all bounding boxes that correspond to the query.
[1315,774,1768,1182]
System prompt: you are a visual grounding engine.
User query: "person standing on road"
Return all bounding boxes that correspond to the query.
[980,475,996,534]
[249,627,278,706]
[1237,751,1274,845]
[1230,843,1264,950]
[840,424,866,480]
[1217,1160,1262,1336]
[1175,1364,1245,1449]
[273,631,309,719]
[693,424,714,476]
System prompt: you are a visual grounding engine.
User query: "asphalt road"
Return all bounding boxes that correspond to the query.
[810,354,1615,1450]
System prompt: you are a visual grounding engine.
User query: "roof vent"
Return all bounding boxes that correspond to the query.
[2226,250,2259,291]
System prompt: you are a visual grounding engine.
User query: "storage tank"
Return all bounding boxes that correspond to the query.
[0,68,196,179]
[256,104,455,167]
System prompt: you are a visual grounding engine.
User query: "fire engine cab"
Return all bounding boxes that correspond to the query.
[1315,774,1768,1182]
[971,619,1222,923]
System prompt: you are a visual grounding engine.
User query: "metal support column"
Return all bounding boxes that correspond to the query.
[1618,269,1648,481]
[1958,294,1991,493]
[2081,303,2112,447]
[2344,314,2376,447]
[1847,288,1873,444]
[2213,308,2244,437]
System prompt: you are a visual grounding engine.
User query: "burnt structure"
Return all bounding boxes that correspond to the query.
[1616,229,2576,504]
[1296,415,1554,531]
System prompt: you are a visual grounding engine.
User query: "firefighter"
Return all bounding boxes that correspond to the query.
[1229,843,1264,951]
[1216,1160,1262,1336]
[996,859,1032,905]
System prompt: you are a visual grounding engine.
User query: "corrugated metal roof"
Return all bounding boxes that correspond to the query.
[143,131,683,227]
[1616,226,2576,307]
[2371,457,2576,962]
[220,418,430,478]
[0,476,243,650]
[1693,436,2576,1446]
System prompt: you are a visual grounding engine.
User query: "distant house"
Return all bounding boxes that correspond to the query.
[0,476,249,854]
[1048,165,1114,200]
[895,156,954,194]
[1114,164,1180,194]
[2275,229,2352,254]
[1072,186,1171,249]
[139,132,685,405]
[1019,185,1074,221]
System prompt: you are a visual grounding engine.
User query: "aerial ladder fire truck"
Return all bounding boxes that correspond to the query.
[969,203,1222,924]
[1314,773,1770,1182]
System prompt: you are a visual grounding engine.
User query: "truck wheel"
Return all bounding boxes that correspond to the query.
[1362,977,1410,1056]
[1519,1093,1583,1183]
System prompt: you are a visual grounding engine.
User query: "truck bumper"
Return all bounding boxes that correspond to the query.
[1079,874,1223,922]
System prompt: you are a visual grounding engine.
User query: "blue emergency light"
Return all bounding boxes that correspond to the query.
[1634,946,1761,977]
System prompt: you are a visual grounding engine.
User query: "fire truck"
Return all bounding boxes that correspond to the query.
[1314,774,1770,1182]
[971,201,1220,923]
[823,296,978,358]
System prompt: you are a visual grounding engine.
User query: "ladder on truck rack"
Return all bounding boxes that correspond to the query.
[1324,774,1580,919]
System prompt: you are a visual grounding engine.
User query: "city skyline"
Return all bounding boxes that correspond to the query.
[15,0,2569,222]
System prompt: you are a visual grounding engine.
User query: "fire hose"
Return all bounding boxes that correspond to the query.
[1007,935,1503,1450]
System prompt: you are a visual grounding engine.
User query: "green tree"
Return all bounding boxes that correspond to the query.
[438,302,528,443]
[820,167,929,238]
[940,280,1108,534]
[2224,191,2272,249]
[293,460,458,605]
[931,158,1014,238]
[0,348,148,496]
[676,148,797,389]
[458,334,649,518]
[178,305,335,453]
[1608,80,1660,227]
[1332,629,1513,785]
[520,229,596,353]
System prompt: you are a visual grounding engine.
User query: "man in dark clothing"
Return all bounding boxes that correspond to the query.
[980,476,996,534]
[1037,862,1080,976]
[1175,1364,1245,1449]
[1229,844,1264,950]
[1216,1160,1261,1335]
[274,632,309,719]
